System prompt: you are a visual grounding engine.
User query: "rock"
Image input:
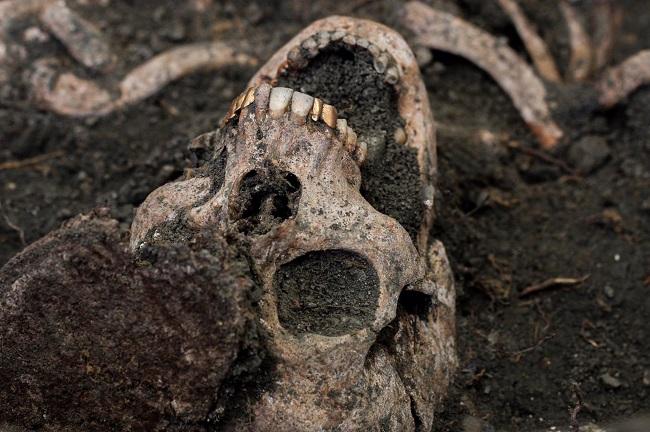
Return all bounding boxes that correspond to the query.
[600,372,623,388]
[568,135,610,174]
[0,212,261,431]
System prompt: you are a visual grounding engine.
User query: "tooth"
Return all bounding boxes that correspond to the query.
[356,38,369,48]
[287,46,306,68]
[346,126,357,152]
[337,119,348,143]
[316,31,331,49]
[301,37,319,58]
[342,35,356,46]
[394,127,407,145]
[355,139,367,165]
[385,66,400,85]
[311,98,323,121]
[234,91,246,111]
[373,54,389,73]
[368,44,381,57]
[320,104,337,128]
[254,83,272,120]
[291,91,314,122]
[269,87,293,118]
[331,30,346,41]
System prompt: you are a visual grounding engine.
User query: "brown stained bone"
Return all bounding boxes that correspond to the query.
[496,0,561,82]
[131,83,457,431]
[30,42,257,116]
[39,0,114,72]
[597,50,650,108]
[401,1,563,150]
[248,16,437,253]
[559,0,592,82]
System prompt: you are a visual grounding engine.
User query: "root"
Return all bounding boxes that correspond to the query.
[496,0,561,82]
[597,50,650,108]
[559,0,592,82]
[401,1,563,149]
[31,42,257,117]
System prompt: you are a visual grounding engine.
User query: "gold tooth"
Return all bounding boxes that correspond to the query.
[242,87,255,108]
[320,104,337,128]
[234,91,246,111]
[311,98,323,121]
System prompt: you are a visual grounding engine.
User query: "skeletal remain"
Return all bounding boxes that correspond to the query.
[248,16,435,252]
[496,0,561,82]
[592,0,623,72]
[559,0,592,82]
[39,0,115,72]
[30,42,256,116]
[597,50,650,108]
[401,1,563,150]
[132,18,456,430]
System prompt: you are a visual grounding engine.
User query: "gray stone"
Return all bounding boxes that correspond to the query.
[568,135,611,174]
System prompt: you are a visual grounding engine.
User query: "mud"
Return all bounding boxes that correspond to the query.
[1,1,649,431]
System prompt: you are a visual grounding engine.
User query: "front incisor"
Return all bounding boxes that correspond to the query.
[269,87,294,118]
[291,92,314,122]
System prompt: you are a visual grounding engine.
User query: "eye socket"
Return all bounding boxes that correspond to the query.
[274,250,380,337]
[230,166,301,235]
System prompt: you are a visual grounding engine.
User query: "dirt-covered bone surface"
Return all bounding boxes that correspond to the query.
[133,83,454,432]
[131,18,456,431]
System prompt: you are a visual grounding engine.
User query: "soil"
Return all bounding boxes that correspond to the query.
[275,249,380,336]
[1,0,649,431]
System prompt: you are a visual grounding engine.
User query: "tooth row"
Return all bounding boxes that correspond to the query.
[285,29,402,86]
[223,86,365,165]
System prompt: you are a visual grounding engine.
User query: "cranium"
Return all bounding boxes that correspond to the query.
[131,17,456,431]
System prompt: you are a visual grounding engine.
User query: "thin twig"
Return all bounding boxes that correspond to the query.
[0,150,64,171]
[507,141,576,175]
[519,275,590,297]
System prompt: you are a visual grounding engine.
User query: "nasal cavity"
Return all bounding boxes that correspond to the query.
[274,250,380,337]
[230,166,301,235]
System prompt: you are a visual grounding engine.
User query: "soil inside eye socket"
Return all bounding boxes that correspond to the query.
[274,250,380,337]
[230,166,301,235]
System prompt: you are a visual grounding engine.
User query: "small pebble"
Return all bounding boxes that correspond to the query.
[600,372,622,388]
[567,135,610,174]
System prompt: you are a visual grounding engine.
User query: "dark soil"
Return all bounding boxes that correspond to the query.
[1,1,649,431]
[275,249,380,336]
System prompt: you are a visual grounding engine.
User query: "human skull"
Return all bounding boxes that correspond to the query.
[131,16,456,432]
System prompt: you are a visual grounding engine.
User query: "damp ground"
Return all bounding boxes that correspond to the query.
[0,1,648,431]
